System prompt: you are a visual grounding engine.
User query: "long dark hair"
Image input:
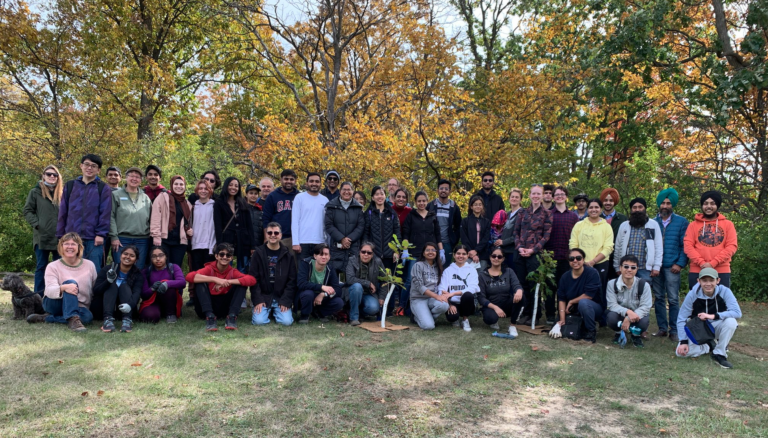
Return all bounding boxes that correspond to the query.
[117,245,141,275]
[368,185,388,212]
[220,177,247,209]
[418,242,443,278]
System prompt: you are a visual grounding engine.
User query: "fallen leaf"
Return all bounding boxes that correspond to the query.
[379,398,386,403]
[323,367,328,371]
[384,415,397,420]
[215,365,221,368]
[81,391,89,397]
[645,424,650,428]
[532,346,539,351]
[726,390,732,398]
[540,409,549,414]
[572,404,581,408]
[96,390,104,397]
[154,375,160,379]
[744,421,749,425]
[130,362,142,367]
[278,378,284,382]
[483,355,488,360]
[42,372,49,376]
[58,360,64,364]
[85,406,94,413]
[340,332,345,337]
[348,377,352,380]
[432,400,442,405]
[576,357,583,360]
[366,358,371,361]
[659,429,668,434]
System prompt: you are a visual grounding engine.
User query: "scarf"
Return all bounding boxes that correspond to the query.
[168,175,191,232]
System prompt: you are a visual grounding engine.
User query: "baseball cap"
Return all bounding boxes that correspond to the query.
[698,268,719,280]
[245,184,259,193]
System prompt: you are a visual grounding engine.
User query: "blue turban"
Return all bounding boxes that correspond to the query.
[656,188,679,207]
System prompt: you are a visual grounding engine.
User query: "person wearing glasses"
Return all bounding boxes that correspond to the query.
[557,248,603,343]
[409,242,450,330]
[109,167,152,270]
[325,182,365,274]
[606,255,652,348]
[57,154,112,271]
[470,171,505,221]
[542,186,579,325]
[296,243,344,324]
[185,242,256,331]
[320,170,341,201]
[24,165,64,296]
[105,166,122,190]
[188,170,222,204]
[139,245,187,324]
[478,247,524,336]
[250,223,297,326]
[345,242,384,326]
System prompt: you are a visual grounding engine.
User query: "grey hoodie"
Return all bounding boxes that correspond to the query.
[410,261,441,300]
[677,284,742,344]
[605,276,652,319]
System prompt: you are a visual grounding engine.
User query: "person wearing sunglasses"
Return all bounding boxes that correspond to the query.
[345,242,384,326]
[24,165,64,296]
[139,245,187,324]
[478,247,524,337]
[557,248,603,343]
[469,171,505,221]
[296,243,344,323]
[187,170,221,205]
[185,243,256,331]
[320,170,341,201]
[250,223,297,326]
[109,167,152,270]
[605,255,652,348]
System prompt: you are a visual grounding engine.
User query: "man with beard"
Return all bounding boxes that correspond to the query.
[262,169,299,254]
[320,170,340,201]
[600,188,627,283]
[613,198,663,283]
[291,172,329,259]
[470,171,505,221]
[684,191,738,289]
[651,188,689,342]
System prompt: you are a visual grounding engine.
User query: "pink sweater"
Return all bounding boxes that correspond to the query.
[44,259,98,308]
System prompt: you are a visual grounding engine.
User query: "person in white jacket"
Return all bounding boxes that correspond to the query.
[438,245,479,332]
[613,198,663,282]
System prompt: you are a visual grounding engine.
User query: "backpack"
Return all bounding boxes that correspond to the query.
[612,278,648,303]
[562,314,583,340]
[65,179,106,207]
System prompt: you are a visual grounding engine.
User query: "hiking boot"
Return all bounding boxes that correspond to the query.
[26,313,47,324]
[452,320,460,328]
[652,329,668,337]
[490,323,500,331]
[225,314,238,330]
[120,317,133,333]
[185,299,195,307]
[711,354,733,369]
[612,333,621,344]
[318,316,330,323]
[67,316,86,332]
[205,315,218,331]
[350,320,361,326]
[461,319,471,332]
[101,317,116,333]
[518,315,532,326]
[583,330,596,343]
[669,332,679,343]
[508,326,518,337]
[632,336,644,348]
[166,315,177,324]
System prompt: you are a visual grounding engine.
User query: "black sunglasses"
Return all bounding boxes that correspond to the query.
[568,256,584,262]
[327,176,339,181]
[490,254,505,259]
[360,250,373,255]
[482,179,493,183]
[266,231,280,236]
[45,172,59,178]
[622,265,638,270]
[217,252,233,258]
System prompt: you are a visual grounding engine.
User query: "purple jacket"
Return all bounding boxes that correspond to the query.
[57,176,112,239]
[141,264,186,300]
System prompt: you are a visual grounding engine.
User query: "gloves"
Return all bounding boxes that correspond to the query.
[151,281,162,291]
[401,250,409,265]
[618,331,628,349]
[106,263,118,284]
[118,303,131,314]
[548,324,562,339]
[439,249,446,265]
[156,282,169,294]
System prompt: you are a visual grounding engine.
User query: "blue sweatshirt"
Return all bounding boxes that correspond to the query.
[262,187,299,237]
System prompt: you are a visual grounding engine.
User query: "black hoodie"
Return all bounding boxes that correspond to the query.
[249,243,297,308]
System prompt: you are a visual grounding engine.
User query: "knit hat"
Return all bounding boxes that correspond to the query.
[629,197,647,209]
[600,188,620,205]
[325,170,340,180]
[700,190,722,208]
[656,187,679,207]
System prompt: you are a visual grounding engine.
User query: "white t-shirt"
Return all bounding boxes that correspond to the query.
[291,192,329,245]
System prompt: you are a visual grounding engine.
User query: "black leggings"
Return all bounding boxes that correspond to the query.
[90,282,140,320]
[482,296,524,325]
[446,292,476,322]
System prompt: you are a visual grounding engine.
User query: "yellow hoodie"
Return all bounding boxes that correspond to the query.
[569,218,614,262]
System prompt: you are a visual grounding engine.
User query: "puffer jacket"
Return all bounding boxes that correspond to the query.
[249,203,264,248]
[324,197,365,271]
[654,213,689,268]
[364,205,401,259]
[345,254,385,301]
[402,209,442,258]
[23,183,60,250]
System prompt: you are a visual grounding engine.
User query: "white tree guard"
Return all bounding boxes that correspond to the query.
[532,283,540,330]
[381,283,397,328]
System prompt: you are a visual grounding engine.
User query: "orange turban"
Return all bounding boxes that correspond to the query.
[600,188,620,205]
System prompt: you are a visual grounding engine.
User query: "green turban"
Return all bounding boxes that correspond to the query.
[656,188,679,207]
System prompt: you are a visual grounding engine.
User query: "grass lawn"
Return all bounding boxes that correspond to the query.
[2,283,768,437]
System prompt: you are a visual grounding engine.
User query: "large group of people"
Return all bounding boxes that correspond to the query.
[19,154,743,368]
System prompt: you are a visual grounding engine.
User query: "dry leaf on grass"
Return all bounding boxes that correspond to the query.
[81,391,88,396]
[540,409,549,414]
[96,390,104,397]
[130,362,142,367]
[340,332,345,337]
[532,346,539,351]
[384,415,397,420]
[58,360,64,364]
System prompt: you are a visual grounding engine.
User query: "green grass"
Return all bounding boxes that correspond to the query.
[2,288,768,437]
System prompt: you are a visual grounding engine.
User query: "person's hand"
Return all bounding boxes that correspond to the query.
[670,264,682,274]
[472,255,480,263]
[341,237,352,248]
[677,344,689,356]
[379,299,384,306]
[518,247,526,256]
[701,263,714,269]
[314,293,324,306]
[549,323,562,338]
[61,283,79,295]
[106,263,118,283]
[448,305,458,315]
[621,317,630,332]
[626,309,639,323]
[698,312,715,321]
[321,285,335,296]
[439,249,445,264]
[251,249,255,255]
[558,318,566,326]
[493,239,503,247]
[370,283,376,293]
[393,253,399,263]
[279,305,289,313]
[513,290,523,303]
[118,303,131,314]
[186,228,193,237]
[565,301,573,314]
[492,305,506,318]
[253,303,265,314]
[651,269,660,277]
[401,250,409,265]
[156,282,168,294]
[151,281,162,291]
[468,250,477,260]
[293,245,302,253]
[95,236,104,246]
[153,238,162,246]
[111,239,122,252]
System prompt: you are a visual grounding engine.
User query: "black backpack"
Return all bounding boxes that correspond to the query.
[562,314,583,340]
[612,278,648,302]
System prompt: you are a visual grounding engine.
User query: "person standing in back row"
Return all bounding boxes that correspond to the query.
[600,187,627,282]
[105,167,122,191]
[262,169,299,255]
[325,182,365,275]
[320,170,340,201]
[428,179,462,266]
[684,191,738,289]
[24,165,63,296]
[143,165,166,202]
[109,167,152,270]
[292,173,329,259]
[543,186,579,325]
[470,171,505,221]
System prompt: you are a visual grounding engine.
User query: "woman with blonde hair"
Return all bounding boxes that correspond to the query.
[24,165,64,296]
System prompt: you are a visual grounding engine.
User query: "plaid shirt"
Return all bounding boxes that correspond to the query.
[514,205,553,253]
[544,208,579,260]
[626,226,647,268]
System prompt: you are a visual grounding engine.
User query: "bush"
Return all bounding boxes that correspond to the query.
[0,170,37,272]
[730,220,768,302]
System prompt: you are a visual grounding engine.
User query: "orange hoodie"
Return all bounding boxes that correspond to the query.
[683,213,738,273]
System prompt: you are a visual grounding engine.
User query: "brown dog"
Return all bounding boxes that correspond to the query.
[1,274,45,320]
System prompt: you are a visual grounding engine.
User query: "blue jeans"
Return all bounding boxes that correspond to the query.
[441,241,453,265]
[652,268,681,333]
[82,239,105,271]
[237,255,250,274]
[43,289,93,325]
[34,245,60,296]
[113,237,149,270]
[576,299,602,332]
[636,269,652,282]
[251,299,293,326]
[348,283,380,321]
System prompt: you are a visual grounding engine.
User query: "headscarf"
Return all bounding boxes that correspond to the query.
[599,188,620,206]
[656,188,679,207]
[491,210,507,240]
[700,190,722,208]
[168,175,191,232]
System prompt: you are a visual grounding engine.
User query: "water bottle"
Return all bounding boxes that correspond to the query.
[616,321,642,337]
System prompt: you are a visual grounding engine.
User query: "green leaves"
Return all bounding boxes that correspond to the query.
[526,250,557,299]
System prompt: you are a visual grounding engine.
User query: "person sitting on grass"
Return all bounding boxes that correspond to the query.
[296,243,344,324]
[606,255,652,348]
[675,268,742,369]
[345,242,384,326]
[477,247,524,337]
[29,232,98,332]
[185,242,256,331]
[139,245,186,324]
[91,245,143,333]
[250,223,296,327]
[556,248,602,343]
[440,245,480,332]
[410,242,450,330]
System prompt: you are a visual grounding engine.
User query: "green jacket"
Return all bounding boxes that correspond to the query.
[23,183,60,250]
[109,187,152,241]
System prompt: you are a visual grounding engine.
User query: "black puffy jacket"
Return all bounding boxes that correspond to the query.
[324,197,365,271]
[402,209,442,258]
[364,205,401,259]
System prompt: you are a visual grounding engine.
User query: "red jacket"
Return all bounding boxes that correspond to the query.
[185,261,256,295]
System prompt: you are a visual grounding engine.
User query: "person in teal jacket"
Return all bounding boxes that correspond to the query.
[652,188,689,342]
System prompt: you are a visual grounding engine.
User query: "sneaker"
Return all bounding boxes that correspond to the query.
[26,313,47,324]
[518,315,532,326]
[546,318,556,326]
[241,299,247,309]
[350,320,361,326]
[101,317,116,333]
[67,316,86,332]
[641,331,648,339]
[166,315,177,324]
[669,332,679,343]
[612,333,621,344]
[205,315,218,331]
[395,307,405,316]
[185,299,195,307]
[632,336,644,348]
[583,330,596,343]
[711,354,733,369]
[452,320,460,328]
[120,317,133,333]
[298,318,309,324]
[225,314,238,330]
[489,323,500,331]
[508,326,518,337]
[461,319,471,332]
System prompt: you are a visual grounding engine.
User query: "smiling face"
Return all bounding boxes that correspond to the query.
[489,249,505,267]
[529,186,543,205]
[698,275,720,295]
[125,171,142,190]
[172,179,186,195]
[314,248,330,266]
[197,182,210,201]
[340,185,353,201]
[482,175,494,190]
[415,194,428,211]
[620,260,637,282]
[438,183,450,200]
[246,189,259,204]
[227,180,240,197]
[60,239,80,259]
[394,191,407,208]
[554,189,567,205]
[453,248,468,264]
[80,159,99,179]
[588,201,602,219]
[509,191,521,208]
[265,226,281,245]
[702,198,718,216]
[281,175,295,192]
[471,199,484,216]
[568,250,584,270]
[121,248,138,268]
[259,178,274,198]
[326,174,339,190]
[43,168,59,186]
[360,245,374,263]
[603,194,615,212]
[423,244,437,262]
[373,188,386,206]
[146,169,160,186]
[307,175,322,193]
[106,170,121,186]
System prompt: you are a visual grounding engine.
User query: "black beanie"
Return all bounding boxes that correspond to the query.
[629,197,647,209]
[700,190,722,208]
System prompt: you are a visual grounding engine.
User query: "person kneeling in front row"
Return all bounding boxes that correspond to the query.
[185,242,256,331]
[606,255,652,348]
[675,268,741,369]
[250,222,296,326]
[345,242,385,326]
[296,243,344,323]
[478,247,524,337]
[557,248,602,343]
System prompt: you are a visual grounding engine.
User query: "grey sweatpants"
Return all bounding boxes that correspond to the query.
[676,318,738,358]
[411,298,450,330]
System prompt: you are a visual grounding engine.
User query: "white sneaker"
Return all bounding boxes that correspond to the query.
[461,319,471,332]
[508,326,518,337]
[452,320,460,328]
[490,323,500,330]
